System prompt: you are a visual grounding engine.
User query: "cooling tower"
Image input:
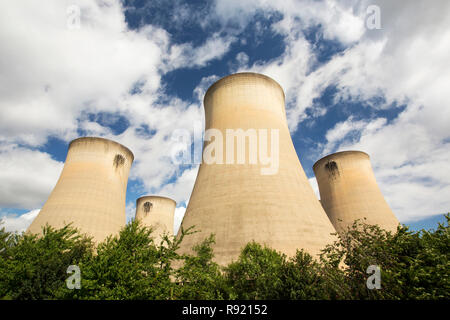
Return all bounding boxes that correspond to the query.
[135,196,176,243]
[313,151,399,234]
[177,72,337,265]
[27,137,134,243]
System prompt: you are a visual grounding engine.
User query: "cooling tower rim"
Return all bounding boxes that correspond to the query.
[203,72,285,105]
[313,150,370,171]
[136,195,177,206]
[69,136,134,162]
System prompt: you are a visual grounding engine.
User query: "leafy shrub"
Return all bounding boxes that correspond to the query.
[0,214,448,300]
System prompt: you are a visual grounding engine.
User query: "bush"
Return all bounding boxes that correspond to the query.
[62,220,182,300]
[319,214,450,300]
[225,242,286,299]
[0,224,93,299]
[0,214,448,300]
[174,234,231,299]
[282,250,330,299]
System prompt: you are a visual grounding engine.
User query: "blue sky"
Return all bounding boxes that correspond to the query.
[0,0,449,234]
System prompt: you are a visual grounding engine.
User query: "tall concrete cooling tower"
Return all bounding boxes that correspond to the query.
[313,151,399,234]
[135,195,176,242]
[177,72,337,265]
[27,137,134,243]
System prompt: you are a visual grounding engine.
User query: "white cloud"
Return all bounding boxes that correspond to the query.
[125,201,136,223]
[211,0,366,44]
[235,52,249,68]
[230,0,450,222]
[322,117,387,155]
[174,206,186,235]
[193,74,220,102]
[157,166,199,206]
[165,33,237,71]
[0,0,166,146]
[308,177,320,200]
[314,1,450,222]
[0,0,230,217]
[132,0,450,223]
[321,116,450,222]
[0,145,63,209]
[113,100,202,194]
[2,0,449,229]
[0,0,234,146]
[0,209,40,233]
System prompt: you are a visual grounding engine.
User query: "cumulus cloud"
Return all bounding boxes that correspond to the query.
[309,0,450,222]
[322,117,387,155]
[165,33,237,71]
[0,0,232,146]
[193,74,220,102]
[308,177,320,200]
[211,0,366,44]
[125,201,136,223]
[0,209,40,233]
[0,145,63,209]
[230,0,450,222]
[0,0,228,220]
[320,116,450,222]
[235,52,249,66]
[2,0,449,231]
[0,0,166,146]
[174,206,186,235]
[157,166,199,205]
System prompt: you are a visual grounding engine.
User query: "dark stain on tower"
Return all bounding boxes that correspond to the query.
[325,160,339,178]
[143,201,153,216]
[113,154,125,169]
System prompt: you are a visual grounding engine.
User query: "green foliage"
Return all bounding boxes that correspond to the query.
[0,223,13,256]
[62,220,183,300]
[225,242,285,299]
[0,214,448,300]
[174,235,231,299]
[225,245,335,300]
[282,250,330,299]
[319,214,450,300]
[0,224,93,300]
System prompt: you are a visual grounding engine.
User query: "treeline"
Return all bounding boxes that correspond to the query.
[0,215,448,300]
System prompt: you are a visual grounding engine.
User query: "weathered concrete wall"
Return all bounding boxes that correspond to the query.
[27,137,134,243]
[313,151,399,234]
[135,195,176,243]
[177,72,337,265]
